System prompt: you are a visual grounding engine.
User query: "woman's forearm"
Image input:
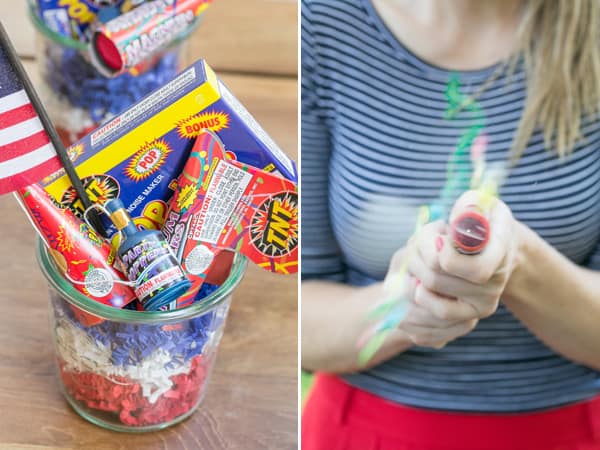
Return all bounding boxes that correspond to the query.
[504,223,600,370]
[301,280,412,373]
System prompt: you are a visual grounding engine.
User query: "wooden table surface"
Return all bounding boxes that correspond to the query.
[0,5,299,449]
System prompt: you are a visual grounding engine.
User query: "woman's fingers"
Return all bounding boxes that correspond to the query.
[416,220,445,272]
[408,251,500,317]
[408,228,502,318]
[380,207,511,352]
[401,318,478,349]
[408,242,486,299]
[385,221,445,291]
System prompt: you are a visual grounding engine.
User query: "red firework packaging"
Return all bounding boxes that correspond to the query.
[162,130,298,309]
[17,184,136,324]
[90,0,212,77]
[161,130,228,308]
[223,160,298,272]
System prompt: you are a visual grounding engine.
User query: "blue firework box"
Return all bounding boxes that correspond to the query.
[40,59,297,235]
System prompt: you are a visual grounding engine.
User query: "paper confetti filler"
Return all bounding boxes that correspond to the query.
[357,74,507,365]
[51,281,226,427]
[41,46,180,144]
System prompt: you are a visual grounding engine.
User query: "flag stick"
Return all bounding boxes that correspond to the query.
[0,21,105,235]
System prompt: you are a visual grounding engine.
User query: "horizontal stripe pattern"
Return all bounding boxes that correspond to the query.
[301,0,600,412]
[0,42,61,194]
[0,102,36,129]
[0,142,57,177]
[0,131,50,163]
[0,156,62,194]
[0,89,29,114]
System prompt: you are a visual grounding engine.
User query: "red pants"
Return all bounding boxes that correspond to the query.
[302,374,600,450]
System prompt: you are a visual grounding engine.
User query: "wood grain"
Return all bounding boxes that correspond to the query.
[190,0,298,76]
[1,0,298,76]
[0,66,298,448]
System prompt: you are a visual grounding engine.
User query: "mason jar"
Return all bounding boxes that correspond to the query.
[37,239,247,432]
[28,1,196,146]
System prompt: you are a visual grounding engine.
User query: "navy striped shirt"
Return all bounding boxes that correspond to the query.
[301,0,600,412]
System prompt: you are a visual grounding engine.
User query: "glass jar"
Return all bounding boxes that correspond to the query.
[28,1,197,146]
[36,239,247,432]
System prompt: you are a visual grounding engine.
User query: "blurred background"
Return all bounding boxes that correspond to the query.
[4,0,298,75]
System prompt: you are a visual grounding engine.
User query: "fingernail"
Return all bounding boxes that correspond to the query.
[415,278,421,287]
[436,236,444,252]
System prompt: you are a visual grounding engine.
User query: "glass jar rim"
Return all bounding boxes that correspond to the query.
[36,237,248,323]
[28,0,202,52]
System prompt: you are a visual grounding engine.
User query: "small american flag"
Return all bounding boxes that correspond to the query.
[0,45,61,194]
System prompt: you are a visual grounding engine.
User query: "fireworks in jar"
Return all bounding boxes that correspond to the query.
[39,240,248,431]
[29,0,206,145]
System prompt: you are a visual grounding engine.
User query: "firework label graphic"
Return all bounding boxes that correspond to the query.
[194,160,252,244]
[125,140,171,182]
[162,130,229,308]
[60,174,120,216]
[250,191,298,257]
[83,268,114,298]
[176,111,230,139]
[184,244,215,275]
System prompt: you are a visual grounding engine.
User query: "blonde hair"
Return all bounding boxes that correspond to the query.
[512,0,600,158]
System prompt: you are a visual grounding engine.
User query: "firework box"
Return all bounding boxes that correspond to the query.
[39,59,297,236]
[162,129,298,309]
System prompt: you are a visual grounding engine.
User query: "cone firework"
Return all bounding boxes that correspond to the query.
[16,184,136,323]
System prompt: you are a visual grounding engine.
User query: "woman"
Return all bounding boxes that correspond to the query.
[301,1,600,449]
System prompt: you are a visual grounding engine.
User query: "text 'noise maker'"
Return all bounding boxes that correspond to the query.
[104,198,191,310]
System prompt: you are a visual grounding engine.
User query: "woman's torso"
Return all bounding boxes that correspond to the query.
[302,0,600,411]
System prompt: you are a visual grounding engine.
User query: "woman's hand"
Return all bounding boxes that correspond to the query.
[438,191,521,295]
[384,191,522,349]
[383,236,480,349]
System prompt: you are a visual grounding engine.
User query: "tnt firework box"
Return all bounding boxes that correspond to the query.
[39,59,297,236]
[161,129,298,308]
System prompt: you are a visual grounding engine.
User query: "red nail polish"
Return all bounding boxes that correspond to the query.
[436,236,444,252]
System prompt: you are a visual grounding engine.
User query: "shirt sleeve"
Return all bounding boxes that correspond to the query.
[301,0,346,282]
